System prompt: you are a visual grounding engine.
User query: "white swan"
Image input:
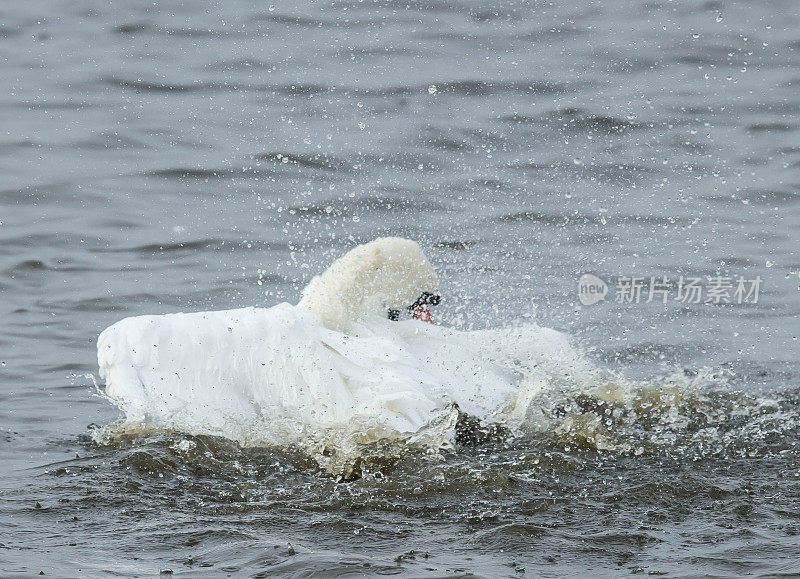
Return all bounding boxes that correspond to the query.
[98,237,586,443]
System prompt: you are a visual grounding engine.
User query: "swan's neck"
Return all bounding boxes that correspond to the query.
[297,239,437,332]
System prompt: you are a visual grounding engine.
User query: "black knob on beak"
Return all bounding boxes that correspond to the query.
[408,292,441,310]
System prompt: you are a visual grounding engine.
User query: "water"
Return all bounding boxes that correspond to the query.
[2,0,799,575]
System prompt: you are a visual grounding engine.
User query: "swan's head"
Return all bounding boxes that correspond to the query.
[298,237,440,332]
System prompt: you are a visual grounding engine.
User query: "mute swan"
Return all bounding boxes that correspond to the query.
[97,238,531,440]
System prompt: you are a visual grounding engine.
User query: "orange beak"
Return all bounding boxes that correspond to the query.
[411,304,434,324]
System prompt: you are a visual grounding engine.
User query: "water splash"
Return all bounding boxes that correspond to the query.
[90,321,795,477]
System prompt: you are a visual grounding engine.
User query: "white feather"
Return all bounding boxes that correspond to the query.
[98,237,587,440]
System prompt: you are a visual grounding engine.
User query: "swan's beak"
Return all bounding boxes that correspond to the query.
[411,304,434,323]
[409,292,440,324]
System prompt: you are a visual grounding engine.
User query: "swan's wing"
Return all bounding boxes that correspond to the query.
[317,326,444,432]
[390,321,522,420]
[98,314,162,421]
[247,306,357,426]
[97,305,358,432]
[98,309,263,430]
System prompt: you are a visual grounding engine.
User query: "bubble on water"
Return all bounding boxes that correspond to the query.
[427,85,437,95]
[715,14,723,22]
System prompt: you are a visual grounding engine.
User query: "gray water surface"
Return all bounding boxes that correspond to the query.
[2,0,800,576]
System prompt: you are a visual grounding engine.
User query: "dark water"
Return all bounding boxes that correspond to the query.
[2,0,800,576]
